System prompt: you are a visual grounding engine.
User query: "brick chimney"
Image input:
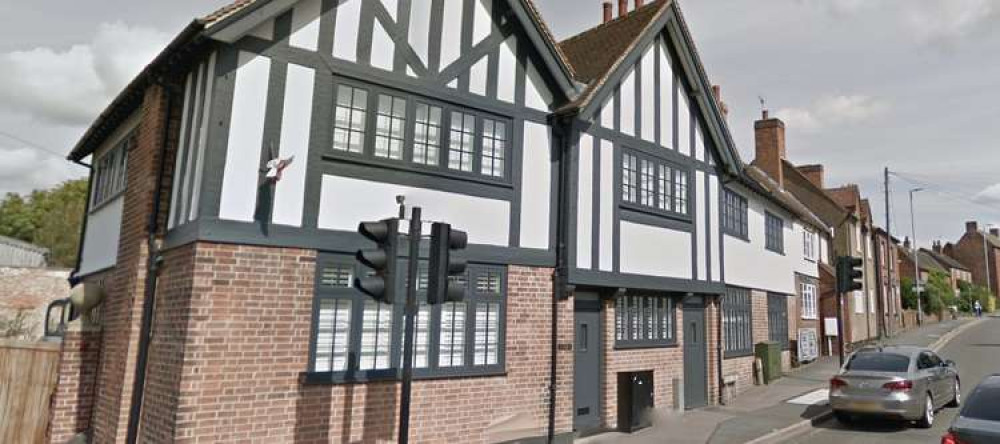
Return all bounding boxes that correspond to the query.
[754,110,786,187]
[966,221,979,234]
[797,164,824,189]
[903,237,911,250]
[618,0,627,17]
[932,241,943,254]
[712,85,729,120]
[603,2,613,23]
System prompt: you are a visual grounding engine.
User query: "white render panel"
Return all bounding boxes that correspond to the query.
[709,174,721,281]
[333,0,361,62]
[439,0,463,70]
[497,36,517,103]
[318,175,510,246]
[380,0,398,21]
[370,19,395,71]
[695,170,705,280]
[408,0,432,65]
[658,39,673,149]
[820,236,829,264]
[576,133,594,269]
[678,80,690,155]
[695,122,705,161]
[599,140,614,271]
[525,62,552,111]
[620,221,693,279]
[519,121,551,249]
[290,0,321,51]
[78,196,123,276]
[601,96,614,129]
[469,56,488,95]
[219,52,271,222]
[472,0,492,46]
[640,45,655,142]
[620,69,635,136]
[272,63,315,227]
[168,71,194,230]
[189,52,217,222]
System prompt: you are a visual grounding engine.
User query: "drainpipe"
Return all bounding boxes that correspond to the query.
[547,116,573,443]
[125,77,176,444]
[68,163,95,286]
[716,296,724,405]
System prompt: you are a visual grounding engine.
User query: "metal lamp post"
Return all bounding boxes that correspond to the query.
[984,223,995,307]
[909,188,924,324]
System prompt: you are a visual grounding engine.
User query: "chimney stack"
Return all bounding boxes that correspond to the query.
[754,111,786,187]
[712,85,729,120]
[966,221,979,234]
[797,164,824,189]
[619,0,628,17]
[602,2,613,23]
[991,228,999,237]
[933,241,943,254]
[904,237,911,250]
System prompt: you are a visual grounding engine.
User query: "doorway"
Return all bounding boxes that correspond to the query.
[683,296,708,409]
[574,294,602,433]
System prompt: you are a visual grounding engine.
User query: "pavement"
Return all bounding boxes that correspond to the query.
[575,316,982,444]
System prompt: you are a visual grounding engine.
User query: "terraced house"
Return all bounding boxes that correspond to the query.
[47,0,846,442]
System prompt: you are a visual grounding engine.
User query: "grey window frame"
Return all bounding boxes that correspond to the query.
[306,253,507,384]
[90,132,133,211]
[722,287,753,358]
[767,293,789,350]
[722,188,749,240]
[614,293,677,349]
[620,148,691,219]
[324,77,512,185]
[765,211,785,254]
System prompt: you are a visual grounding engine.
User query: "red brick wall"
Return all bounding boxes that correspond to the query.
[751,290,768,346]
[47,327,102,443]
[134,243,570,443]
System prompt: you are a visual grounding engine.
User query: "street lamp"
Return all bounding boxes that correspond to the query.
[909,188,924,324]
[984,223,996,301]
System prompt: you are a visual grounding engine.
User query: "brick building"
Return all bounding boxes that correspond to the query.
[945,222,1000,305]
[47,0,783,442]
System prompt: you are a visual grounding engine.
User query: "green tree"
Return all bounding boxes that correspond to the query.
[923,271,952,315]
[958,281,991,313]
[0,179,88,268]
[901,277,919,310]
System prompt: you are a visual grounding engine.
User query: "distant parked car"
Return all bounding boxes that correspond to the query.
[829,345,960,428]
[942,374,1000,444]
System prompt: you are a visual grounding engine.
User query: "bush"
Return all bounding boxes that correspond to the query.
[958,281,991,313]
[901,277,919,310]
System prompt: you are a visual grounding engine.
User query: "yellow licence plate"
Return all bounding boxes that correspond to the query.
[851,401,881,412]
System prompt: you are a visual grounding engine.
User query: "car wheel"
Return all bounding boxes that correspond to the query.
[834,411,853,425]
[916,394,934,428]
[947,379,961,407]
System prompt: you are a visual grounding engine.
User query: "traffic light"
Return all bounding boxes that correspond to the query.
[836,256,864,294]
[427,222,468,304]
[355,219,400,304]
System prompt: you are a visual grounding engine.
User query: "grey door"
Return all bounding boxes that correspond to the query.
[683,297,708,409]
[574,297,602,433]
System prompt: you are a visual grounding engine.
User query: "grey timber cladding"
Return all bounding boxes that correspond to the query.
[168,0,569,267]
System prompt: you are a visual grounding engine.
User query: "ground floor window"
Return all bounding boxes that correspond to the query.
[614,293,676,348]
[722,287,753,357]
[310,253,506,381]
[801,281,818,320]
[767,293,789,350]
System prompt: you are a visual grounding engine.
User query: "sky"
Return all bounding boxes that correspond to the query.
[0,0,998,246]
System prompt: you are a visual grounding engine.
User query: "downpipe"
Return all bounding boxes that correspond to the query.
[547,119,573,443]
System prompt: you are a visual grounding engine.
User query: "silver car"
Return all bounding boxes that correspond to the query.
[828,345,960,428]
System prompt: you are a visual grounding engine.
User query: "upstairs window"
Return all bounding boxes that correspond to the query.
[333,85,367,154]
[722,188,748,239]
[90,132,133,210]
[448,111,476,172]
[480,119,506,178]
[374,94,406,160]
[765,211,784,254]
[412,103,442,166]
[621,149,689,217]
[803,228,817,261]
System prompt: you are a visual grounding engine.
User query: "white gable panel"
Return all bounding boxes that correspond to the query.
[576,133,594,269]
[695,170,705,280]
[520,121,552,249]
[318,175,510,246]
[371,19,395,71]
[599,140,614,271]
[619,69,635,136]
[408,0,432,65]
[290,0,321,51]
[695,121,705,161]
[640,45,655,142]
[658,39,673,149]
[381,0,398,21]
[525,61,552,111]
[189,52,218,222]
[469,56,488,96]
[678,80,690,155]
[601,96,614,129]
[332,0,361,62]
[178,62,206,224]
[273,63,315,227]
[168,71,195,230]
[497,36,517,103]
[709,174,720,281]
[620,221,692,279]
[220,52,271,222]
[439,0,463,70]
[472,0,492,46]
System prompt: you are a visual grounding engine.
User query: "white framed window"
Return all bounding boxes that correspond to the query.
[868,289,876,314]
[90,132,132,210]
[801,283,818,319]
[803,229,817,261]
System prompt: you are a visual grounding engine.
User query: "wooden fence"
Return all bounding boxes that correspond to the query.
[0,339,61,444]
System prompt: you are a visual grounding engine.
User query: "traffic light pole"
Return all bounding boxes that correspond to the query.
[398,206,421,444]
[836,290,845,366]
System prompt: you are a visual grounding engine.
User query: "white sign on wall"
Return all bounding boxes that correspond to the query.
[823,317,838,336]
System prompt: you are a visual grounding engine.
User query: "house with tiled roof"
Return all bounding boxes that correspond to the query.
[46,0,852,441]
[945,221,1000,305]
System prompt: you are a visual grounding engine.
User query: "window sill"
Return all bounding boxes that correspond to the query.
[620,202,691,224]
[766,248,786,256]
[301,366,507,385]
[724,231,750,243]
[613,341,678,351]
[724,350,754,359]
[322,152,514,189]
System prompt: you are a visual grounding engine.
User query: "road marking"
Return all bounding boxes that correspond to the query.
[786,389,829,406]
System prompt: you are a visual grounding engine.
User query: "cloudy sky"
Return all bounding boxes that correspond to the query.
[0,0,998,245]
